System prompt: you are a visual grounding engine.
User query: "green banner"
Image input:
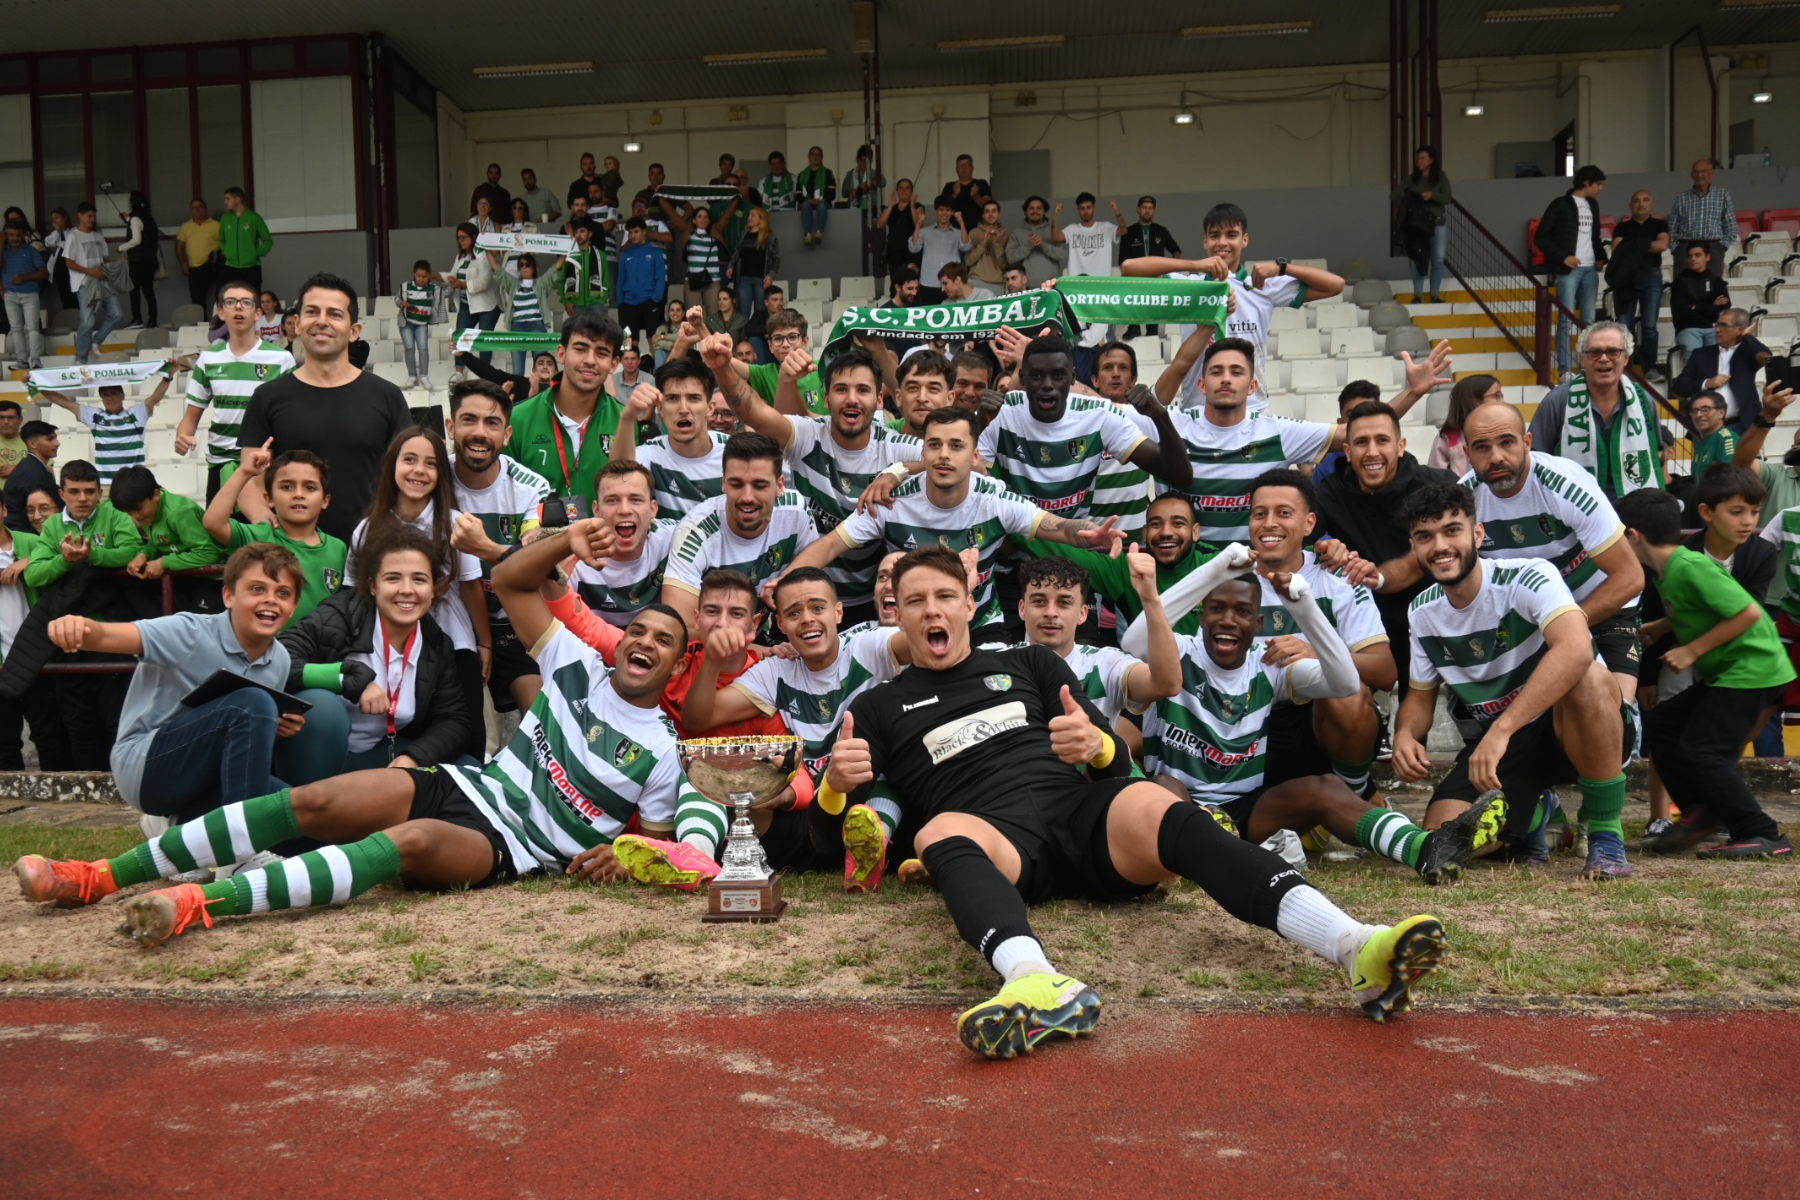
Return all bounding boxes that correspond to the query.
[1054,276,1230,334]
[823,291,1071,361]
[454,330,561,354]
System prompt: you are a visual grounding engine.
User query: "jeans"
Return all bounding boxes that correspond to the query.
[455,303,498,364]
[801,198,828,239]
[3,289,42,365]
[653,349,669,368]
[735,276,766,324]
[1554,264,1597,373]
[74,284,123,363]
[135,689,284,824]
[1647,681,1783,841]
[1675,327,1716,356]
[399,322,432,381]
[509,316,547,376]
[1409,223,1448,299]
[273,692,481,785]
[1613,274,1663,372]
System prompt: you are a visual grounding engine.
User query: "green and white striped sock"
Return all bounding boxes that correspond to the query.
[1331,755,1374,796]
[674,793,728,861]
[109,789,300,887]
[200,832,402,916]
[1353,807,1426,869]
[865,788,903,842]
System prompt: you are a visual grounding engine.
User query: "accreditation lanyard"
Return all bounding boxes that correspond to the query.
[379,616,418,758]
[549,408,591,497]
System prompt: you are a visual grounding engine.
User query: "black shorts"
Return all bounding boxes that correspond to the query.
[1591,608,1642,677]
[981,777,1160,906]
[1215,787,1269,839]
[1262,703,1331,787]
[405,767,518,888]
[486,624,540,712]
[1431,702,1635,836]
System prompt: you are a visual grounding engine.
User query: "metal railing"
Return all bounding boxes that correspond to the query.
[39,565,227,677]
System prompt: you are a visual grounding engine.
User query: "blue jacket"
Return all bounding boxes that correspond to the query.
[616,243,667,305]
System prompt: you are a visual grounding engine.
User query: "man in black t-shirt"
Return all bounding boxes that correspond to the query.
[239,273,412,543]
[936,155,991,229]
[1607,190,1672,380]
[816,545,1450,1060]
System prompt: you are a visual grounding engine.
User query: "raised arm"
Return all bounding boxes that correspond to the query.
[1269,573,1359,699]
[702,332,794,441]
[492,523,600,651]
[39,389,80,417]
[1118,386,1194,489]
[1155,322,1217,406]
[1120,543,1251,656]
[678,626,767,732]
[1734,381,1796,465]
[46,615,144,658]
[1122,544,1181,705]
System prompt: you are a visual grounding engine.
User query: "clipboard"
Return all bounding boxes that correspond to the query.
[180,670,313,717]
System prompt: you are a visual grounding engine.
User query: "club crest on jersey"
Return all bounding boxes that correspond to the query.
[1469,637,1486,660]
[1536,514,1556,537]
[1268,609,1288,632]
[983,674,1012,691]
[613,736,643,766]
[497,515,519,541]
[1509,523,1526,545]
[1066,437,1088,459]
[764,545,788,570]
[322,569,343,592]
[1493,625,1511,653]
[1215,690,1243,721]
[965,526,988,549]
[254,364,270,379]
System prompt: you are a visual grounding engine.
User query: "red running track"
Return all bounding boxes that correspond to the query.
[2,998,1796,1198]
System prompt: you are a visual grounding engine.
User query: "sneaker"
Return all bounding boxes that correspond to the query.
[4,360,24,372]
[1697,834,1794,861]
[1376,726,1394,762]
[1430,293,1444,304]
[1416,790,1507,885]
[122,883,220,946]
[896,858,932,886]
[612,835,721,891]
[1582,829,1632,880]
[956,972,1101,1059]
[1646,809,1721,856]
[841,804,887,893]
[1350,915,1447,1023]
[213,849,283,881]
[14,855,118,908]
[1643,817,1675,841]
[139,814,209,883]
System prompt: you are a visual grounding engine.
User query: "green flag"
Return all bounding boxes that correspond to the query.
[1054,276,1231,334]
[823,291,1071,361]
[454,329,561,355]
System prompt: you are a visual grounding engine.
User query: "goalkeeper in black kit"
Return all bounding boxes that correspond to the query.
[816,544,1449,1059]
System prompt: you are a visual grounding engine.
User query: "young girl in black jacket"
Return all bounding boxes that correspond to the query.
[274,524,475,784]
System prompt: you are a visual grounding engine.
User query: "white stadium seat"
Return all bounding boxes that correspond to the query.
[795,278,832,301]
[1314,305,1361,331]
[1268,308,1308,333]
[1288,358,1339,392]
[1275,328,1325,359]
[1329,327,1376,357]
[838,276,877,300]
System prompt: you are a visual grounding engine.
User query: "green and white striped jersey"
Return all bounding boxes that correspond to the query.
[1407,557,1582,725]
[664,490,819,595]
[1460,451,1629,606]
[685,231,721,277]
[731,627,902,758]
[184,340,295,467]
[1254,553,1388,651]
[1004,640,1145,725]
[449,624,701,868]
[1167,407,1332,545]
[835,473,1045,625]
[637,432,726,520]
[977,392,1149,521]
[1758,504,1800,622]
[573,520,677,626]
[1092,403,1157,537]
[78,404,147,484]
[784,417,921,608]
[1144,631,1295,802]
[453,454,553,628]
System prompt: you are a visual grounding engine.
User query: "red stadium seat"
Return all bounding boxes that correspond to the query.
[1598,215,1616,241]
[1763,209,1800,235]
[1527,217,1544,266]
[1737,210,1760,242]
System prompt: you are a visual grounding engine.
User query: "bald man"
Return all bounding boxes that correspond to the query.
[1458,401,1646,708]
[1668,159,1735,278]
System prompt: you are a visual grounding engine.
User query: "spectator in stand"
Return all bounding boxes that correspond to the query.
[516,167,560,224]
[652,297,686,368]
[1533,164,1608,381]
[175,199,220,310]
[726,207,779,319]
[0,400,28,478]
[706,286,748,345]
[1671,243,1730,356]
[877,178,923,282]
[118,191,161,329]
[469,162,511,224]
[1672,308,1768,433]
[396,259,447,390]
[239,273,415,544]
[218,187,272,295]
[1528,319,1674,500]
[42,208,76,312]
[733,339,759,366]
[598,156,625,208]
[1119,196,1181,268]
[937,262,994,302]
[937,154,991,228]
[177,278,297,497]
[1002,262,1030,294]
[1668,159,1735,275]
[1608,189,1671,383]
[445,222,504,369]
[567,152,602,210]
[634,163,666,210]
[38,374,173,487]
[1393,145,1451,304]
[741,284,787,362]
[255,291,284,342]
[1007,196,1068,286]
[616,216,668,354]
[667,202,724,310]
[910,199,970,304]
[458,346,560,405]
[613,345,646,408]
[714,171,757,256]
[1427,373,1501,477]
[498,254,554,378]
[709,388,736,433]
[1682,390,1738,479]
[558,220,609,320]
[2,220,47,370]
[501,199,535,278]
[66,202,122,365]
[966,199,1010,292]
[843,144,881,211]
[2,418,57,534]
[469,195,498,236]
[759,151,798,212]
[796,145,836,247]
[1056,194,1127,380]
[711,153,738,186]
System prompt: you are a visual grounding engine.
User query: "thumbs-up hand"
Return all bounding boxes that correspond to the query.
[824,711,874,800]
[1049,683,1102,766]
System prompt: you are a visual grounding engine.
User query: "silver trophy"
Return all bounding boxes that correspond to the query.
[677,735,800,923]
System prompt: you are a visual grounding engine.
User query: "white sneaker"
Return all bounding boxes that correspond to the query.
[214,849,283,880]
[1259,828,1309,871]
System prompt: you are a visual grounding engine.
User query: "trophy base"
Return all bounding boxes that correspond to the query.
[702,872,786,924]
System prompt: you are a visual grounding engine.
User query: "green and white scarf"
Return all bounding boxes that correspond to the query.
[653,184,738,206]
[476,230,574,256]
[455,330,560,354]
[823,292,1071,361]
[26,358,170,397]
[1560,371,1664,495]
[1054,276,1230,335]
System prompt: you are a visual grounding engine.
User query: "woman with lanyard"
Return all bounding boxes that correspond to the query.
[444,222,503,368]
[275,524,475,784]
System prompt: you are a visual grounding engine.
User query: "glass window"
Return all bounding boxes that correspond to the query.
[303,41,351,71]
[147,89,194,230]
[250,43,295,73]
[393,96,439,229]
[249,76,356,231]
[91,54,133,83]
[197,85,246,210]
[0,59,28,88]
[197,47,241,76]
[39,57,80,86]
[143,50,187,79]
[39,94,86,219]
[90,92,139,227]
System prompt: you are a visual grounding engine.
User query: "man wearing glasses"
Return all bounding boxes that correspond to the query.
[734,309,825,416]
[176,279,296,500]
[1672,308,1771,434]
[1528,320,1674,501]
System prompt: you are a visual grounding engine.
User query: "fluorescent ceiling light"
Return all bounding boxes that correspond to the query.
[472,61,592,79]
[1485,5,1618,21]
[1172,110,1197,125]
[623,140,642,153]
[1181,21,1313,37]
[703,48,828,66]
[1720,0,1800,9]
[1753,92,1773,103]
[937,35,1065,51]
[1464,104,1487,115]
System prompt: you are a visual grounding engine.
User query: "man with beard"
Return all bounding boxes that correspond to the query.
[819,544,1454,1058]
[887,350,954,439]
[1022,492,1216,635]
[707,338,919,627]
[609,357,725,519]
[660,431,819,631]
[501,313,629,512]
[707,390,736,435]
[1390,482,1632,880]
[445,381,552,715]
[571,460,676,628]
[1087,340,1158,541]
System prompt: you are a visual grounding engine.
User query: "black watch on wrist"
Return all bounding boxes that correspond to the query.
[1276,257,1290,276]
[1756,416,1778,428]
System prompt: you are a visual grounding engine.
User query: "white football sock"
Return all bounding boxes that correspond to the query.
[989,935,1055,983]
[1275,886,1377,973]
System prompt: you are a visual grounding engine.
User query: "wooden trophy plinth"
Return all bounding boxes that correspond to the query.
[703,872,787,924]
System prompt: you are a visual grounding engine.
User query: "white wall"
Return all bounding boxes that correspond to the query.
[249,77,358,232]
